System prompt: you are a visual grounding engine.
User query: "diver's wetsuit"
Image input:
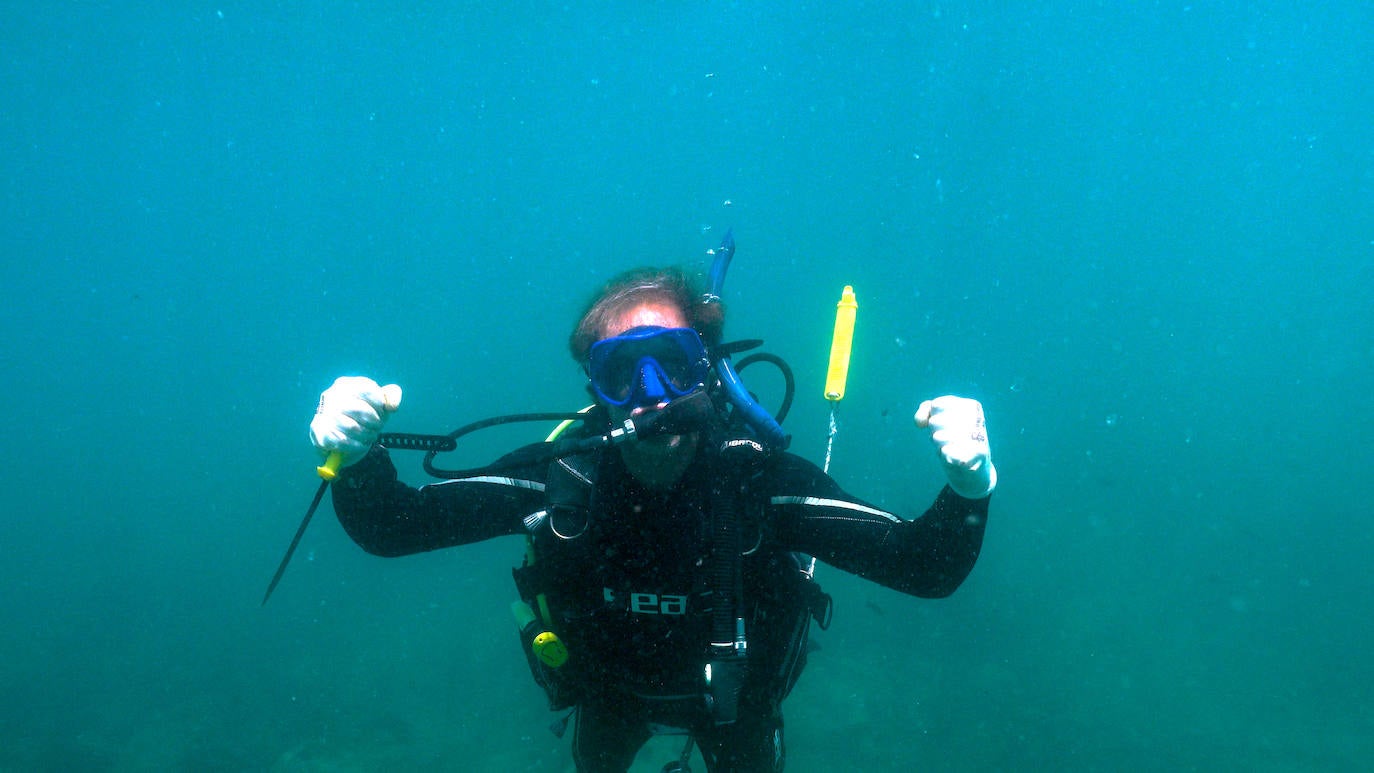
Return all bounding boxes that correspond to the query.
[331,435,988,772]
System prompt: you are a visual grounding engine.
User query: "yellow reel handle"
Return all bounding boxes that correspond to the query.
[824,285,858,401]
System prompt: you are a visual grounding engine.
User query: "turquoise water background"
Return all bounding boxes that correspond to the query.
[3,3,1371,771]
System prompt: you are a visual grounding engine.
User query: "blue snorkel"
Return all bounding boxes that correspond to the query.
[704,230,792,450]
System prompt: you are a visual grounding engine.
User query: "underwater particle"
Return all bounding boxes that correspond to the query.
[1105,413,1119,427]
[723,199,733,207]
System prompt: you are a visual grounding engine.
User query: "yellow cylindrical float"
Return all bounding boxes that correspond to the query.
[824,285,858,401]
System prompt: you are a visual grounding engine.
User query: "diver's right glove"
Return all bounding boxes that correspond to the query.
[915,395,997,499]
[308,376,403,468]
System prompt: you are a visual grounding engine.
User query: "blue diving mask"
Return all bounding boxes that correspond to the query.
[587,326,711,408]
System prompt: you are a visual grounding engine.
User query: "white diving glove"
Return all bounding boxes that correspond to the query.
[308,376,403,468]
[915,395,997,499]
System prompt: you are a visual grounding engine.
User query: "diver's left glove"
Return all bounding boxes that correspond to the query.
[915,395,997,499]
[308,376,403,469]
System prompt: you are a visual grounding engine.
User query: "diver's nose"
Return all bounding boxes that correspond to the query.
[631,357,669,406]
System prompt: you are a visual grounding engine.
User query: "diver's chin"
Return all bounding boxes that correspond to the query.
[617,412,700,489]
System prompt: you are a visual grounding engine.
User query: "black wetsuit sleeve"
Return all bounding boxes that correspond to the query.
[764,454,989,598]
[328,443,546,557]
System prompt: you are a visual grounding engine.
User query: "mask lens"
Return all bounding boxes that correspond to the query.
[589,327,708,407]
[600,355,639,403]
[649,347,694,391]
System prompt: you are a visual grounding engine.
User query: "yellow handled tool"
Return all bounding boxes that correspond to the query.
[316,450,344,480]
[824,286,858,401]
[263,383,401,605]
[314,383,400,480]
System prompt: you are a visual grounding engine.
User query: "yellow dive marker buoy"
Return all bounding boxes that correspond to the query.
[822,286,857,475]
[824,285,858,401]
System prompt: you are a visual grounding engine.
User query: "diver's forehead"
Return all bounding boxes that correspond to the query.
[603,303,688,338]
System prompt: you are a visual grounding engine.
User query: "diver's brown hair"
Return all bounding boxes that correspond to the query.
[569,267,725,363]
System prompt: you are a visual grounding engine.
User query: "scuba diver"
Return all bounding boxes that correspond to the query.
[305,256,996,772]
